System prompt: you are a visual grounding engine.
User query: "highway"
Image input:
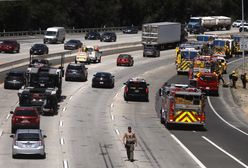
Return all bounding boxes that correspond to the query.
[0,28,247,168]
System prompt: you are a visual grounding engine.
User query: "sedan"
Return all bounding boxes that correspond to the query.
[100,32,116,42]
[10,106,40,133]
[30,44,49,55]
[64,39,83,50]
[92,72,115,88]
[85,31,101,40]
[11,129,46,159]
[0,40,20,53]
[123,26,138,34]
[4,70,26,89]
[117,54,134,66]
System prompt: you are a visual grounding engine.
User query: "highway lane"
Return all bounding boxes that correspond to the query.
[0,32,141,64]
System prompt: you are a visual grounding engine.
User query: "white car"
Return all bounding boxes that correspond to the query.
[11,129,46,159]
[239,23,248,32]
[232,20,242,27]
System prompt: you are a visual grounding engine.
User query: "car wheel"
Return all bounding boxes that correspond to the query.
[65,77,69,81]
[12,154,17,159]
[4,83,8,89]
[11,126,16,134]
[160,110,165,124]
[124,95,128,101]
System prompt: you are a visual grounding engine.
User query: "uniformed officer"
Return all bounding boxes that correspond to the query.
[229,71,238,88]
[122,126,137,162]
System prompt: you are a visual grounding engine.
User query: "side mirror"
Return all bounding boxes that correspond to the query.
[10,111,14,114]
[147,83,150,86]
[43,135,47,138]
[10,135,14,138]
[123,82,126,85]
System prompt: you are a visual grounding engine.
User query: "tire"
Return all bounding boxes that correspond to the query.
[4,83,8,89]
[11,126,15,134]
[165,122,172,130]
[12,154,17,159]
[160,110,165,124]
[65,77,69,81]
[124,95,128,101]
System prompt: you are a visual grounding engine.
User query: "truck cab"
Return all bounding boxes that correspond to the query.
[187,17,205,34]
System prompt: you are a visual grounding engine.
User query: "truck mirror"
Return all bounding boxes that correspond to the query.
[10,111,14,114]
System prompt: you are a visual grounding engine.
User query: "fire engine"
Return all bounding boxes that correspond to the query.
[176,48,200,75]
[212,38,234,58]
[159,84,206,129]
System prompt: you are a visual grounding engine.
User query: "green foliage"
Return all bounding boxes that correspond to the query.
[0,0,246,31]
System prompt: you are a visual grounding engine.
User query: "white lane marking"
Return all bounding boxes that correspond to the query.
[59,120,63,127]
[63,160,69,168]
[115,129,120,135]
[202,136,248,168]
[60,138,65,145]
[207,97,248,136]
[111,113,114,120]
[69,96,73,100]
[111,103,114,108]
[171,134,206,168]
[6,114,11,120]
[115,92,119,98]
[63,107,66,112]
[0,129,3,137]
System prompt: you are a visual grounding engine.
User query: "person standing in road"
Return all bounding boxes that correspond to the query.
[229,71,238,88]
[122,126,137,162]
[240,73,247,89]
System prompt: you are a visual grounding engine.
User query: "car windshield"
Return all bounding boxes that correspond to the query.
[33,44,44,48]
[103,32,112,36]
[128,82,147,88]
[68,40,79,44]
[1,40,15,44]
[95,73,110,77]
[15,110,36,116]
[181,51,198,60]
[119,54,129,58]
[175,94,200,105]
[8,72,24,77]
[200,75,217,81]
[17,133,40,141]
[213,40,225,47]
[45,31,56,36]
[68,65,83,70]
[86,48,94,52]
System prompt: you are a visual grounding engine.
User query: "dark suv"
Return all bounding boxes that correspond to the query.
[65,63,88,81]
[4,70,26,89]
[123,78,149,101]
[85,31,101,40]
[100,32,117,42]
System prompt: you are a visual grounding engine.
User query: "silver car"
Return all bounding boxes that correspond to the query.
[11,129,46,159]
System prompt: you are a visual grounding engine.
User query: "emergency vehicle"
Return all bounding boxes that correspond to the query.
[176,48,200,74]
[159,84,206,129]
[212,38,234,58]
[86,46,102,63]
[75,47,90,64]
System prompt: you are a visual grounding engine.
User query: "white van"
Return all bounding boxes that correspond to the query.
[44,27,66,44]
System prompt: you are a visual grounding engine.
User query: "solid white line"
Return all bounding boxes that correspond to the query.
[63,160,69,168]
[59,121,63,127]
[0,129,3,137]
[6,114,11,120]
[111,103,114,108]
[60,138,65,145]
[69,96,72,100]
[202,136,248,168]
[63,107,66,112]
[115,92,119,98]
[115,129,120,135]
[111,114,114,120]
[171,134,206,168]
[207,97,248,136]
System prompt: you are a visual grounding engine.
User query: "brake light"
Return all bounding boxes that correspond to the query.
[124,86,128,93]
[146,88,149,93]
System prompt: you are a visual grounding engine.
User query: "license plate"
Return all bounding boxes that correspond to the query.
[206,87,210,90]
[134,90,139,93]
[40,84,45,87]
[100,82,104,84]
[21,120,30,124]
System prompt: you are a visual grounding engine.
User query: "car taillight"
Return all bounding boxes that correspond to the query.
[35,118,40,123]
[124,86,128,93]
[146,88,149,93]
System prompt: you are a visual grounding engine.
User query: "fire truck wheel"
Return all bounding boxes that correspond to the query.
[165,122,172,130]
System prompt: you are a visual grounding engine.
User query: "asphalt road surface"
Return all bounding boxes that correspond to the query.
[0,47,247,168]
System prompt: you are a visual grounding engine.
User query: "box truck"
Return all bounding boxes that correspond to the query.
[142,22,182,57]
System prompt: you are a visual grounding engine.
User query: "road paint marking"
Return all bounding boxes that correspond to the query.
[59,120,63,127]
[60,138,65,145]
[63,160,69,168]
[6,114,11,120]
[171,134,206,168]
[63,107,66,112]
[115,92,119,98]
[0,129,3,137]
[207,97,248,136]
[202,136,248,168]
[115,129,120,135]
[111,103,114,108]
[111,113,114,120]
[69,96,73,100]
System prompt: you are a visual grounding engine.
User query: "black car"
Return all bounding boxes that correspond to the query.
[64,39,83,50]
[123,26,138,34]
[30,44,49,55]
[123,78,149,102]
[85,32,101,40]
[4,70,26,89]
[92,72,115,88]
[65,63,88,81]
[100,32,117,42]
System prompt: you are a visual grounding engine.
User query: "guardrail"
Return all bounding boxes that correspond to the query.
[0,26,128,38]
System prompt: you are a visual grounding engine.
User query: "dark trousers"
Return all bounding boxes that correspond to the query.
[242,80,246,88]
[125,143,134,161]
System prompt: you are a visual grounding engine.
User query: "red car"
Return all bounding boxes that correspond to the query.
[117,54,134,66]
[10,107,40,133]
[0,40,20,53]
